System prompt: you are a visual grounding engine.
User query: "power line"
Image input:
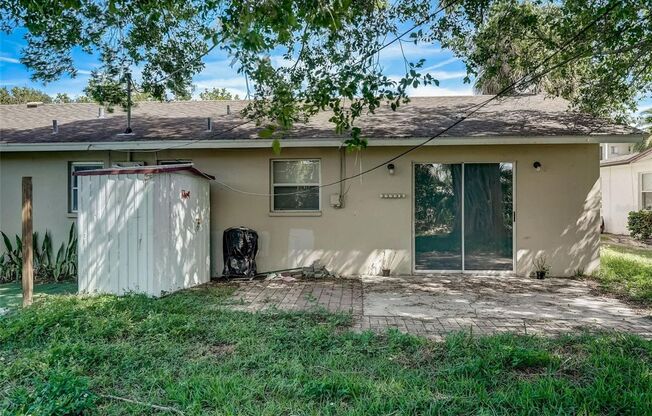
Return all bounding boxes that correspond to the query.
[103,0,618,197]
[93,118,255,154]
[103,0,460,155]
[318,0,621,187]
[206,0,621,198]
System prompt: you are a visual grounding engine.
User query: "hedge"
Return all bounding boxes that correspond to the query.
[627,210,652,240]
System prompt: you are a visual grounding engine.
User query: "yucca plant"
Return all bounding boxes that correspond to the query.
[0,223,77,283]
[0,232,22,283]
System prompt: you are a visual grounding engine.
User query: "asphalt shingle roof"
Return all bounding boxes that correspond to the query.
[0,95,644,145]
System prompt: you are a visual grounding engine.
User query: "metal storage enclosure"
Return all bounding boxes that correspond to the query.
[76,165,212,297]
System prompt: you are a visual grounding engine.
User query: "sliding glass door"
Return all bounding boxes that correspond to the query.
[414,162,514,272]
[414,163,463,270]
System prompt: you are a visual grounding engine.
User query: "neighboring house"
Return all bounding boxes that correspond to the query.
[0,95,646,277]
[601,148,652,235]
[600,142,634,161]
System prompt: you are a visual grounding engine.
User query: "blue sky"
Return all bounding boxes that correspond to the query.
[1,27,650,115]
[0,28,472,99]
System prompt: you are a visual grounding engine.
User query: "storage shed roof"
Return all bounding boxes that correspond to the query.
[73,163,215,180]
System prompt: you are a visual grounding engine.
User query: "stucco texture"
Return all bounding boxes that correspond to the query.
[0,143,600,277]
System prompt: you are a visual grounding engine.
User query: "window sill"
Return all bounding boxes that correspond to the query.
[67,212,78,218]
[269,211,322,217]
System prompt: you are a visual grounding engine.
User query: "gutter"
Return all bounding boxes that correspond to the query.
[0,134,647,152]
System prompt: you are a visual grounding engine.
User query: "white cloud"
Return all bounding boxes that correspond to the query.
[0,56,20,64]
[193,76,248,99]
[77,69,93,75]
[387,73,473,96]
[427,70,468,81]
[407,85,473,97]
[0,77,31,86]
[379,42,442,60]
[423,57,461,71]
[194,76,247,90]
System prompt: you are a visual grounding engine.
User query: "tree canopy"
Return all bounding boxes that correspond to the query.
[200,87,240,101]
[2,0,650,145]
[0,86,52,104]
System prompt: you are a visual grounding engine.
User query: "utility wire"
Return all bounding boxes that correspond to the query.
[92,118,255,153]
[318,0,622,187]
[101,0,618,197]
[205,0,621,197]
[102,0,460,155]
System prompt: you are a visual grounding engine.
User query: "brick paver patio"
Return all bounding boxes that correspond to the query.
[225,275,652,340]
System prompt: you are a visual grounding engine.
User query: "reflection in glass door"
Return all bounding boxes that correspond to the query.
[463,163,513,270]
[414,162,514,272]
[414,163,462,270]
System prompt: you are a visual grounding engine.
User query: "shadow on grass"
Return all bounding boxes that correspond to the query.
[0,281,77,311]
[1,284,651,415]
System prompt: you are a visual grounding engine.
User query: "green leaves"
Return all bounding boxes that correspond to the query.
[627,210,652,241]
[435,0,652,122]
[272,138,282,155]
[0,86,52,104]
[4,0,649,142]
[0,223,78,283]
[199,87,239,100]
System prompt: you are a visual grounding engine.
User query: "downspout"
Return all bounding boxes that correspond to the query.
[124,72,133,134]
[339,146,346,208]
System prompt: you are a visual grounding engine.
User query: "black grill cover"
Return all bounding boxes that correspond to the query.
[223,227,258,277]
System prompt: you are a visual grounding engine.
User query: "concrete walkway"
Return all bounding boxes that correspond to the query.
[226,275,652,339]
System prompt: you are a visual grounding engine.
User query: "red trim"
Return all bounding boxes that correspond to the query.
[73,164,215,180]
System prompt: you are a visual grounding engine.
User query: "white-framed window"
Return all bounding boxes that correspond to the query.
[69,161,103,213]
[642,173,652,210]
[271,159,321,212]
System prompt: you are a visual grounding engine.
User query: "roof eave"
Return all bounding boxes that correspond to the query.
[0,133,646,152]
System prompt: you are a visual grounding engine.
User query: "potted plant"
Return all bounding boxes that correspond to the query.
[380,249,395,277]
[532,254,550,279]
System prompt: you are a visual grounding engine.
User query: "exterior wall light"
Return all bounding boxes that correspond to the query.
[387,163,395,175]
[533,161,542,171]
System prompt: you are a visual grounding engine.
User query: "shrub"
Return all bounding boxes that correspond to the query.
[627,210,652,240]
[0,223,77,283]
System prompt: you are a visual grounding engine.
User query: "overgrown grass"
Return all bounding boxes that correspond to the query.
[0,281,77,310]
[1,286,651,415]
[598,242,652,304]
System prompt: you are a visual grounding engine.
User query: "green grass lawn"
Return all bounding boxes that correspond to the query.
[1,286,651,415]
[0,281,77,311]
[598,240,652,304]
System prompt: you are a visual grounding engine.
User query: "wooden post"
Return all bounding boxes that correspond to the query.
[22,177,33,307]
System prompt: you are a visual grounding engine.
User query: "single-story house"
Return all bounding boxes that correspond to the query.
[601,147,652,235]
[0,95,646,277]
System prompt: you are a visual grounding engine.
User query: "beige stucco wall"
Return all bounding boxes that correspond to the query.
[600,158,652,235]
[0,143,600,277]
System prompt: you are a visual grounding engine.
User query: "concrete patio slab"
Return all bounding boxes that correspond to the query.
[224,275,652,339]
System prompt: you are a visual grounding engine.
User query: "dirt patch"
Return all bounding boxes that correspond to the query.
[209,343,236,356]
[602,233,652,250]
[191,342,237,359]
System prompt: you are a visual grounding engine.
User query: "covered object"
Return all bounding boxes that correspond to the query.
[223,226,259,277]
[75,164,213,297]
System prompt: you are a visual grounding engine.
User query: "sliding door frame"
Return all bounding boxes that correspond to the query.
[411,161,517,275]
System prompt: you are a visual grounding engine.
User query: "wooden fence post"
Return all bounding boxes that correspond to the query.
[22,177,33,307]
